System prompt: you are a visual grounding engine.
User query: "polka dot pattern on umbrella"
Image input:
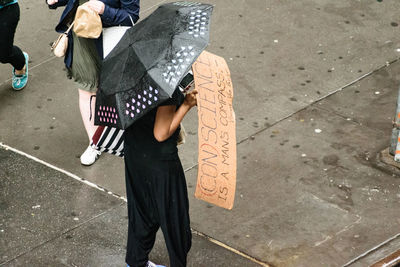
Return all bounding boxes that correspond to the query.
[98,105,118,125]
[188,9,209,38]
[162,46,196,87]
[125,85,159,119]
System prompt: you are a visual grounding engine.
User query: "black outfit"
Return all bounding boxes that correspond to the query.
[0,3,25,70]
[124,90,192,267]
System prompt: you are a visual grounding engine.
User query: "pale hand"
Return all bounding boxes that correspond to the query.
[47,0,58,5]
[87,0,105,15]
[184,90,198,108]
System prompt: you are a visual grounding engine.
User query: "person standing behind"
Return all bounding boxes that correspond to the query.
[46,0,139,165]
[0,0,29,90]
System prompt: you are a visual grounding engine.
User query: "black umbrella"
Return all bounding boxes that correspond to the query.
[95,1,213,129]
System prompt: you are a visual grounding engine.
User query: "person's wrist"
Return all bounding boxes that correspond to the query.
[182,102,192,111]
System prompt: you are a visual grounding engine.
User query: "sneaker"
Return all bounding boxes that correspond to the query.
[147,261,165,267]
[12,52,29,91]
[127,261,165,267]
[80,145,101,166]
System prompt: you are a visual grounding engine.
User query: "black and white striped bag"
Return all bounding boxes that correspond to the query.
[91,71,194,157]
[91,126,125,157]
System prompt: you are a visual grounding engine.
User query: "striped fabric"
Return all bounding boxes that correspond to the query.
[91,126,124,157]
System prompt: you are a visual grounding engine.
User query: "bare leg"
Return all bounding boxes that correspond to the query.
[78,88,97,142]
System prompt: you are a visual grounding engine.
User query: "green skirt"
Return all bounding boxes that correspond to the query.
[70,31,101,92]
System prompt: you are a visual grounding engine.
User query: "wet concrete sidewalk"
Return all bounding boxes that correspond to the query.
[1,0,400,266]
[0,147,259,266]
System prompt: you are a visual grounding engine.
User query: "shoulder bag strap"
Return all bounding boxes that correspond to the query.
[128,15,134,26]
[65,22,75,34]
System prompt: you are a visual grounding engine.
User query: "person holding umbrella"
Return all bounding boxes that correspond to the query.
[92,3,214,266]
[124,88,198,267]
[0,0,29,91]
[46,0,139,165]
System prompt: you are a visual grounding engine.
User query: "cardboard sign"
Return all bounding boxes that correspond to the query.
[192,51,236,210]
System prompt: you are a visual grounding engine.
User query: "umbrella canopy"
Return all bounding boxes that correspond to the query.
[95,1,213,129]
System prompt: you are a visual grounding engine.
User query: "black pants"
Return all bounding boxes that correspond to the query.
[124,150,192,267]
[0,3,25,70]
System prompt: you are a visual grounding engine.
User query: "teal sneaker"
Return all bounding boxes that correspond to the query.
[12,52,29,91]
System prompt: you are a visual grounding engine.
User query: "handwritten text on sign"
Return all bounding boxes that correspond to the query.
[193,51,236,210]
